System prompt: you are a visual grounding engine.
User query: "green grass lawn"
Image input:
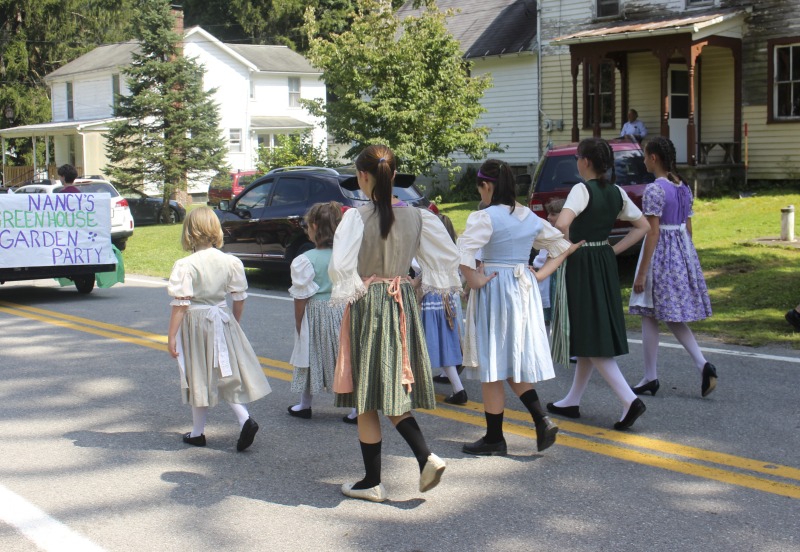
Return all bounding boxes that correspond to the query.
[124,194,800,347]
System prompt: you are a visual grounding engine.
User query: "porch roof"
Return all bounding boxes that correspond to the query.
[250,116,311,130]
[0,118,122,139]
[552,7,752,45]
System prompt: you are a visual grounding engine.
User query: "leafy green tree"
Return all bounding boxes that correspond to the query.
[104,0,228,221]
[0,0,134,167]
[255,130,339,173]
[303,0,495,177]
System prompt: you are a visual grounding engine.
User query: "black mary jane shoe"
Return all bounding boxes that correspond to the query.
[701,363,718,397]
[632,379,660,396]
[342,415,358,425]
[462,437,508,456]
[444,390,468,405]
[534,417,559,452]
[182,432,206,447]
[287,406,312,419]
[613,399,646,431]
[546,402,580,419]
[236,418,259,452]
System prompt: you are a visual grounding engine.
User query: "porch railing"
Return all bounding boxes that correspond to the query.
[2,165,83,187]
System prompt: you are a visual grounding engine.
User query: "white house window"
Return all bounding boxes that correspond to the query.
[66,82,74,120]
[257,133,290,149]
[288,78,301,107]
[774,43,800,119]
[596,0,619,17]
[229,128,242,152]
[585,60,615,128]
[112,74,120,115]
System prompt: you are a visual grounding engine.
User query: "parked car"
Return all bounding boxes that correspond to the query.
[63,180,135,250]
[207,170,259,207]
[120,189,186,225]
[527,138,654,247]
[214,166,438,269]
[9,181,64,194]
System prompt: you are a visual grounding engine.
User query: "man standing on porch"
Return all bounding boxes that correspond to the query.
[620,109,647,142]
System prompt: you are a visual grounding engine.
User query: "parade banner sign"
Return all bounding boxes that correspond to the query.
[0,194,116,269]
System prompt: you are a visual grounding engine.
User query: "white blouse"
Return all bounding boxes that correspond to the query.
[563,182,643,221]
[329,207,462,303]
[288,254,320,300]
[167,248,248,306]
[457,203,572,270]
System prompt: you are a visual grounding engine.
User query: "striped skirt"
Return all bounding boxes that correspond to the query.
[334,281,436,416]
[291,298,345,394]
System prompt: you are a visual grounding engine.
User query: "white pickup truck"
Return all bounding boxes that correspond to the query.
[0,193,119,293]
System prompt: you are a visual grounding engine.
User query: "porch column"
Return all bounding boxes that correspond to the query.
[2,137,5,184]
[656,49,670,138]
[32,135,36,179]
[686,44,703,166]
[571,55,580,142]
[732,40,743,163]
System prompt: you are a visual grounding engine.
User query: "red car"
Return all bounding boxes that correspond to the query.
[207,170,259,207]
[527,139,654,247]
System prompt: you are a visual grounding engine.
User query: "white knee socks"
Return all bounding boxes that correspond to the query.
[554,357,594,407]
[229,403,250,428]
[442,365,464,393]
[639,316,661,386]
[190,406,208,437]
[666,321,707,373]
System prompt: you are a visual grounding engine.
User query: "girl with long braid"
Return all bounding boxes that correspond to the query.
[546,138,651,430]
[628,137,716,398]
[329,144,460,502]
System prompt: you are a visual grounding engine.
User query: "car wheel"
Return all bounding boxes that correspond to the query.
[74,275,95,294]
[168,208,178,224]
[113,238,127,251]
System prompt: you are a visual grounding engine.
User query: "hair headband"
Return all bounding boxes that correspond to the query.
[477,170,497,182]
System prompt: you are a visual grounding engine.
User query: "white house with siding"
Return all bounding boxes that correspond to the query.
[1,24,325,194]
[397,0,540,176]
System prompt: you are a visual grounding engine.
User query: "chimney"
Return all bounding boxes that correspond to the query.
[171,4,184,40]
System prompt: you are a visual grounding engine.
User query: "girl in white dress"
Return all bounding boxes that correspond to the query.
[167,207,271,451]
[287,201,357,423]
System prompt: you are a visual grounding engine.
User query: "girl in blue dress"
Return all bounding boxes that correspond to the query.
[458,159,579,455]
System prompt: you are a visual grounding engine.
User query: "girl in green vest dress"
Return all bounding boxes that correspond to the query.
[546,138,651,430]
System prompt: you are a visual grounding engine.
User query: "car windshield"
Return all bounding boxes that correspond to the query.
[535,150,654,192]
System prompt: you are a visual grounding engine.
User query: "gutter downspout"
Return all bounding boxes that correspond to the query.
[536,0,543,162]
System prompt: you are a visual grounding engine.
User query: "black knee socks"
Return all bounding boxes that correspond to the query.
[520,389,546,424]
[484,411,505,444]
[352,440,382,490]
[395,417,431,471]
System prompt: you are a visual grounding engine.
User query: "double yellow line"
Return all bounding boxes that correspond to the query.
[2,299,799,500]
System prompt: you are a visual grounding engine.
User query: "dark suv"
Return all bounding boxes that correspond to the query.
[528,139,654,246]
[214,166,437,269]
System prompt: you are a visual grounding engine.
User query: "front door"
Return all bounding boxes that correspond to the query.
[668,67,690,163]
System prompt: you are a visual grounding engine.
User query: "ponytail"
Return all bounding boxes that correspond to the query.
[355,145,396,238]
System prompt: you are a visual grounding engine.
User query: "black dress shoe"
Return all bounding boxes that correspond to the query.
[701,362,718,397]
[614,399,646,430]
[182,432,206,447]
[632,379,660,396]
[462,437,507,456]
[342,415,358,424]
[236,418,259,452]
[534,416,559,452]
[433,365,464,383]
[287,406,312,419]
[444,390,468,405]
[786,309,800,331]
[546,402,580,419]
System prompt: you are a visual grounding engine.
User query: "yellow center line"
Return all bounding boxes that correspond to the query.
[2,302,799,499]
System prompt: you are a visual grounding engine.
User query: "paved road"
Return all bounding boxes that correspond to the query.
[0,276,798,552]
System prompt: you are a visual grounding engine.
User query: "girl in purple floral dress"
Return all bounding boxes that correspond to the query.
[629,137,717,398]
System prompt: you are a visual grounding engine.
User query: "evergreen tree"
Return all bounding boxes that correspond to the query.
[104,0,227,221]
[303,0,496,177]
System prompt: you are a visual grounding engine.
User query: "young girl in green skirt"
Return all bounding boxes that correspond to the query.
[329,145,461,502]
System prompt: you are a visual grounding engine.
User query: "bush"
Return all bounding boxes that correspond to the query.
[256,130,338,172]
[437,166,479,203]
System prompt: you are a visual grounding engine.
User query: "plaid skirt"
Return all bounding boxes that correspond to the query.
[334,281,436,416]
